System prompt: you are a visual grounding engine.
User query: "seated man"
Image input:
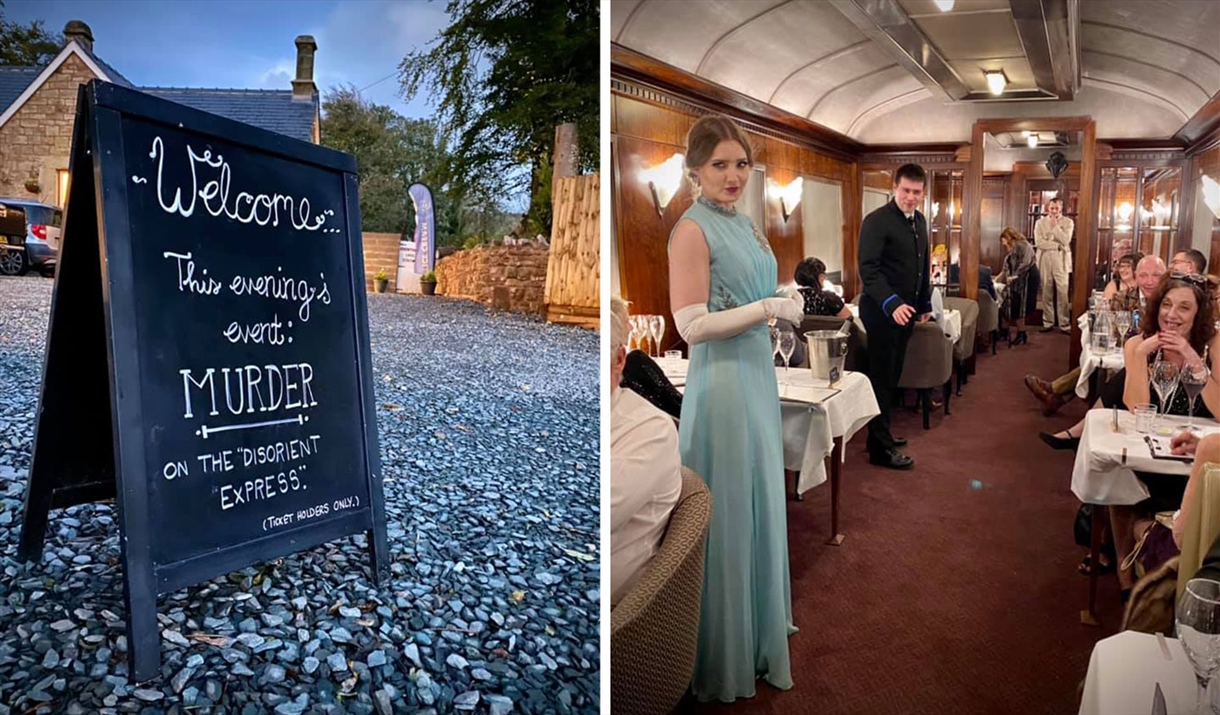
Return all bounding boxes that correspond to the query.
[1025,254,1165,416]
[610,296,682,607]
[1172,248,1208,275]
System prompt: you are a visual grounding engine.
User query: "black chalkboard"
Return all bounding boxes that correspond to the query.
[18,80,388,682]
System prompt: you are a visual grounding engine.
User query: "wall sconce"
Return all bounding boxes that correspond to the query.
[932,201,940,220]
[774,177,803,222]
[933,0,955,10]
[984,70,1007,96]
[1027,133,1038,148]
[639,153,685,218]
[1202,175,1220,219]
[1151,198,1170,226]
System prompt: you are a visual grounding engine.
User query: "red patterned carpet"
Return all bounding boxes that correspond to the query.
[681,331,1124,715]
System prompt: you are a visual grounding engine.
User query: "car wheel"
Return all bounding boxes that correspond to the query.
[0,250,26,276]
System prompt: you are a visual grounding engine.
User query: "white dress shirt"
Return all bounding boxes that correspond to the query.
[610,386,682,606]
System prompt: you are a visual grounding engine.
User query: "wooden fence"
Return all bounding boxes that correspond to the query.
[545,174,600,328]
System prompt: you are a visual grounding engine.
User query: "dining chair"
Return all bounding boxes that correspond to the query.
[897,322,953,429]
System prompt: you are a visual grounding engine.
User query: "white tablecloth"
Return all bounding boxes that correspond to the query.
[1079,631,1198,715]
[656,359,879,494]
[1076,313,1126,398]
[1071,409,1217,505]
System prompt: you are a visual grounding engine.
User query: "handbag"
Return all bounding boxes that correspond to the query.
[1074,504,1093,548]
[1123,512,1180,578]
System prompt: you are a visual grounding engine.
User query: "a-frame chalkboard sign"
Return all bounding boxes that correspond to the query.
[18,80,389,682]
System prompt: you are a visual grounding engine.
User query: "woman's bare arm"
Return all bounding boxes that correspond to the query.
[669,218,710,312]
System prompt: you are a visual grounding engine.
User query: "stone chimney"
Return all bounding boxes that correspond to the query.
[292,35,318,102]
[63,21,94,52]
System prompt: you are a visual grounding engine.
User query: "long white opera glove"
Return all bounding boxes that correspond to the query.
[674,297,802,345]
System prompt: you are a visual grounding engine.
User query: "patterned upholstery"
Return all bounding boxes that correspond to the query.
[610,468,712,715]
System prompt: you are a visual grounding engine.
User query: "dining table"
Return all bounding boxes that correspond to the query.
[1075,312,1126,398]
[655,357,879,545]
[1071,408,1220,623]
[1077,631,1199,715]
[846,304,962,345]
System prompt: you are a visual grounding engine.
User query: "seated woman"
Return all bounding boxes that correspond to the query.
[1108,272,1220,598]
[795,257,851,319]
[1103,252,1142,305]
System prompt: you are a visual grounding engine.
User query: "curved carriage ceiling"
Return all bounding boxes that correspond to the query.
[611,0,1220,145]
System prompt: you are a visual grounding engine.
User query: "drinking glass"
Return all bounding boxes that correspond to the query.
[643,314,658,357]
[1113,311,1132,345]
[664,350,682,360]
[1133,403,1157,434]
[779,331,796,385]
[652,315,666,359]
[1182,363,1211,431]
[769,325,780,365]
[1177,578,1220,714]
[1151,359,1181,429]
[627,314,642,352]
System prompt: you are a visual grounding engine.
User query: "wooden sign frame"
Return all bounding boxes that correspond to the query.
[18,81,389,682]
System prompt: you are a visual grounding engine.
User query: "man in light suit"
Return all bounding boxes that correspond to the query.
[1035,197,1074,333]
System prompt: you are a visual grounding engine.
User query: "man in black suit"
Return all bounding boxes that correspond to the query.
[858,163,932,470]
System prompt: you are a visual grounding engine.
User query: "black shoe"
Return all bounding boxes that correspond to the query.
[1040,326,1054,333]
[1013,331,1028,345]
[1039,430,1080,450]
[869,449,914,470]
[893,437,908,448]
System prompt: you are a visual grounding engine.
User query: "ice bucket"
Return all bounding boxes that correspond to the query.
[805,330,849,384]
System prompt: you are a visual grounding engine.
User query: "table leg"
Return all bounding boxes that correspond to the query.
[787,469,802,501]
[1081,504,1103,626]
[827,436,845,546]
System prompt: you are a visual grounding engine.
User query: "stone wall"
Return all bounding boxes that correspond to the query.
[362,232,401,292]
[435,245,550,315]
[0,54,99,202]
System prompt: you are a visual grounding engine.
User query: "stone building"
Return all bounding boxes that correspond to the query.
[0,21,320,206]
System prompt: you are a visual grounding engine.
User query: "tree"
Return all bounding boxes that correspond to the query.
[320,86,454,239]
[399,0,599,237]
[0,3,62,66]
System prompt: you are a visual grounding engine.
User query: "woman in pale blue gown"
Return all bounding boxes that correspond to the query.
[668,115,804,702]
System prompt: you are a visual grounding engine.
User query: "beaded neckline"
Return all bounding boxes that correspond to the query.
[698,195,737,217]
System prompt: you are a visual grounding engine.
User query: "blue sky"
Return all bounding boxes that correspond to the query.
[5,0,451,119]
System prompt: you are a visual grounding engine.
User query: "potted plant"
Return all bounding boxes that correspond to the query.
[373,269,389,294]
[24,178,40,194]
[420,270,438,296]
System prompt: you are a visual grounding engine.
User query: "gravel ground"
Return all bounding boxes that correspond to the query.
[0,275,601,715]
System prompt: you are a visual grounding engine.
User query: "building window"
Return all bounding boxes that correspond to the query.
[57,169,70,207]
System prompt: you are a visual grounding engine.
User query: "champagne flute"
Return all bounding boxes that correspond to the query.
[1113,310,1132,347]
[1182,362,1210,431]
[779,330,796,385]
[648,315,663,358]
[1150,358,1181,431]
[653,315,666,358]
[627,314,641,352]
[769,325,780,366]
[1177,578,1220,714]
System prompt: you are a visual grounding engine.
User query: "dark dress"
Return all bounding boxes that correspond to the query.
[798,286,845,317]
[621,350,682,420]
[998,239,1035,321]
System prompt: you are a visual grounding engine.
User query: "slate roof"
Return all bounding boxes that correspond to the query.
[1,44,317,144]
[0,67,42,115]
[142,88,317,143]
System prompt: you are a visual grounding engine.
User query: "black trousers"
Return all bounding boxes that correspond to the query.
[861,312,913,456]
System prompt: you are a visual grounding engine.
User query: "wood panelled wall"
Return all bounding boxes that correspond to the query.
[612,91,856,352]
[1191,142,1220,273]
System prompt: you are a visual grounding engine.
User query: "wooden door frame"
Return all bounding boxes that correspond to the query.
[967,117,1097,369]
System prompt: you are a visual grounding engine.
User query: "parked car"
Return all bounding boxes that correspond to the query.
[0,198,61,276]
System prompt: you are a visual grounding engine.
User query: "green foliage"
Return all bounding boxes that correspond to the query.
[320,86,453,240]
[421,271,437,283]
[462,235,485,250]
[374,269,389,281]
[399,0,599,237]
[0,4,62,66]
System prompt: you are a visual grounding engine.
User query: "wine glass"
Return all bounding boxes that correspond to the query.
[627,314,641,352]
[647,315,663,358]
[779,330,796,385]
[1150,358,1181,430]
[652,315,666,358]
[1182,362,1210,431]
[1113,310,1132,346]
[769,325,780,365]
[1177,578,1220,714]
